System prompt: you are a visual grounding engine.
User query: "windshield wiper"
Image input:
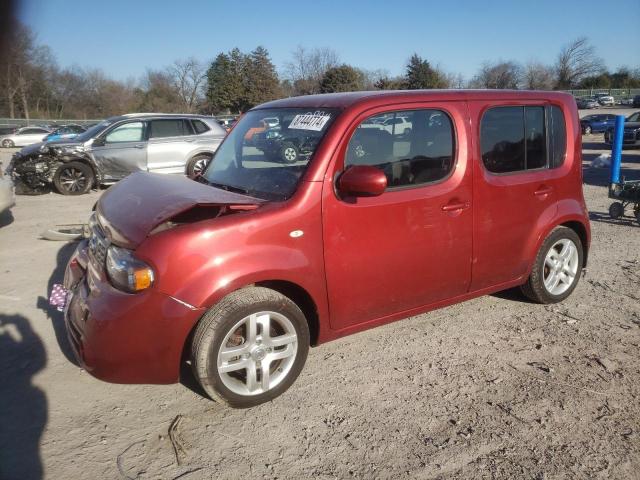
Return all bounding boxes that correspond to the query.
[206,180,253,196]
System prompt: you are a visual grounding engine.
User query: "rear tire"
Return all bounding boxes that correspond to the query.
[186,154,211,179]
[583,125,592,135]
[520,226,583,304]
[191,287,310,408]
[2,139,14,148]
[53,161,94,195]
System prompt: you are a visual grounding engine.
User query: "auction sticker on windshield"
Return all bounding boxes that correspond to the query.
[289,111,332,131]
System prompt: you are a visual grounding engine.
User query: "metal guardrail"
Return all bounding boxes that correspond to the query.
[564,88,640,100]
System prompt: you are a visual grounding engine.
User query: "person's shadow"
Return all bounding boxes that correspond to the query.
[0,313,48,479]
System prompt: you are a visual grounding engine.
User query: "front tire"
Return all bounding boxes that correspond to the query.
[521,226,583,304]
[583,125,592,135]
[280,142,299,163]
[191,287,310,408]
[609,201,624,219]
[53,161,94,195]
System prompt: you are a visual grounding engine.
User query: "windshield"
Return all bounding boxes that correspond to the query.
[627,112,640,122]
[202,108,339,201]
[74,120,113,142]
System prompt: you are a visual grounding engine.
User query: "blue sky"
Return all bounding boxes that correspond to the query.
[19,0,640,82]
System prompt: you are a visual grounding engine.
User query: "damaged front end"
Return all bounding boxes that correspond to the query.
[7,143,90,195]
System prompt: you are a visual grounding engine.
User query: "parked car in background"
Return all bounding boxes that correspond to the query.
[633,95,640,108]
[604,111,640,146]
[0,126,51,147]
[597,95,615,107]
[580,114,617,134]
[0,165,15,221]
[56,90,589,408]
[44,124,86,142]
[576,97,599,109]
[0,126,19,136]
[8,114,226,195]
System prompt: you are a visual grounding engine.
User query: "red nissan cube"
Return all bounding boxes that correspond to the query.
[59,90,590,407]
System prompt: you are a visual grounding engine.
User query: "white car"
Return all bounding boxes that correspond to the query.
[597,95,615,107]
[0,127,51,148]
[381,116,412,135]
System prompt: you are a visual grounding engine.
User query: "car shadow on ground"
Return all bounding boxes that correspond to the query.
[0,313,47,479]
[36,241,80,365]
[589,210,639,227]
[491,286,536,304]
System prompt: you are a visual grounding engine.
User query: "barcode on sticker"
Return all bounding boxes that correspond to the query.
[289,112,331,131]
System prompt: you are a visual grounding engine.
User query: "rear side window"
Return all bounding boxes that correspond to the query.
[550,106,566,168]
[481,106,548,173]
[191,120,210,134]
[149,119,185,138]
[346,109,455,188]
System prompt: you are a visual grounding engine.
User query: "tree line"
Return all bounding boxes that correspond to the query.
[1,22,639,120]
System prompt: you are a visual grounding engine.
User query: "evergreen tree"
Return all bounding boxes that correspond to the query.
[243,46,281,109]
[319,64,364,93]
[405,54,446,89]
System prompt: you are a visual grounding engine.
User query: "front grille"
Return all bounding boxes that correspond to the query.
[88,222,109,266]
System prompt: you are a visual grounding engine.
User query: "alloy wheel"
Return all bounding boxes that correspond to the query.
[543,238,579,295]
[59,167,88,193]
[283,147,297,162]
[216,311,298,396]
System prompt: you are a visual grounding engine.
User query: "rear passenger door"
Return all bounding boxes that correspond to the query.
[147,119,195,174]
[468,102,560,291]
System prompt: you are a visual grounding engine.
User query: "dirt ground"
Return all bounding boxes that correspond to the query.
[1,110,639,480]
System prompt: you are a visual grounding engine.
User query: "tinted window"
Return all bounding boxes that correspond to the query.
[525,107,546,169]
[192,120,210,134]
[149,119,184,138]
[550,106,566,168]
[346,109,455,187]
[481,107,525,173]
[481,106,548,173]
[105,122,144,143]
[21,128,46,134]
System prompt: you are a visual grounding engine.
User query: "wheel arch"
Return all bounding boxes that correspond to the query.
[560,220,589,268]
[179,279,322,374]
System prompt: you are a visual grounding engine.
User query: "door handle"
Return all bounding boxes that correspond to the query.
[134,144,145,149]
[441,201,470,212]
[534,185,553,196]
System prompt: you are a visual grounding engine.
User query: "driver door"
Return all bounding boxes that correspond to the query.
[90,121,148,180]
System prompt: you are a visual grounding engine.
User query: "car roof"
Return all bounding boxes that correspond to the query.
[105,113,217,122]
[254,89,574,111]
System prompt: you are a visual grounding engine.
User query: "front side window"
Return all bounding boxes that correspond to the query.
[481,106,548,173]
[345,109,455,187]
[105,122,144,143]
[203,108,339,201]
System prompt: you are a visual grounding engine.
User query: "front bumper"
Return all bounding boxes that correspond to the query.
[63,240,204,384]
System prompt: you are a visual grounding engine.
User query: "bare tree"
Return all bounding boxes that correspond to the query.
[284,46,339,95]
[523,61,555,90]
[555,37,604,88]
[168,57,206,112]
[469,60,522,89]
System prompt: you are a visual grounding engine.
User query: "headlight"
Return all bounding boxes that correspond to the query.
[105,245,155,293]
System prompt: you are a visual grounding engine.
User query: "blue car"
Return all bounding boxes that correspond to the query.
[44,124,86,142]
[580,114,617,135]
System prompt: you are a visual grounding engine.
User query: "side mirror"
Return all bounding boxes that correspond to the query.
[92,137,105,147]
[337,165,387,197]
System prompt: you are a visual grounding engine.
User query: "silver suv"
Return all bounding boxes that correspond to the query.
[8,113,226,195]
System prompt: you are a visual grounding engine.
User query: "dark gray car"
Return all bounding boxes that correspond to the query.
[8,113,226,195]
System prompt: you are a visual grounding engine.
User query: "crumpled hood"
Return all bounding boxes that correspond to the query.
[17,140,82,157]
[97,172,264,248]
